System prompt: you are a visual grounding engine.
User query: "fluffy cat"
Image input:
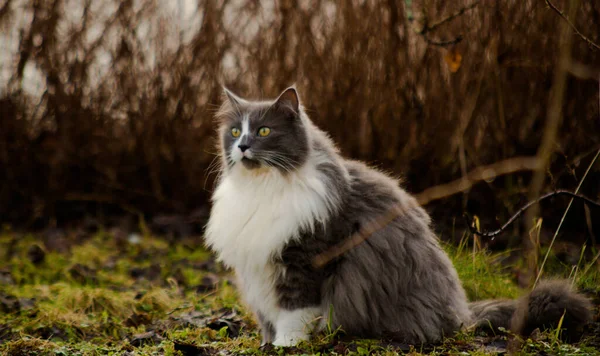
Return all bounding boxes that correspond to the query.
[204,86,592,347]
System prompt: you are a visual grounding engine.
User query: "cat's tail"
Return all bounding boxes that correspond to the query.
[469,279,593,341]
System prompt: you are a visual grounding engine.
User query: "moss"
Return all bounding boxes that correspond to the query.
[0,231,598,355]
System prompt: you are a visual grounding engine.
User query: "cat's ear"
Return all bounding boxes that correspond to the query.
[273,86,300,114]
[222,87,246,107]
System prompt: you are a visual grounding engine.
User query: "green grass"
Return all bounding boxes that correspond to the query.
[449,242,522,301]
[0,229,598,355]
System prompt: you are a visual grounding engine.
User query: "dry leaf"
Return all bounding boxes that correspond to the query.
[444,47,463,73]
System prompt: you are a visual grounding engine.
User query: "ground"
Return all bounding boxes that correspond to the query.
[0,225,599,356]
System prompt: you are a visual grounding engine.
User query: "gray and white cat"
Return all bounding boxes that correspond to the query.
[204,87,592,347]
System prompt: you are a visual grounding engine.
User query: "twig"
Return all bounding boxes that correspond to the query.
[312,156,541,268]
[420,1,481,34]
[464,189,600,239]
[423,36,463,47]
[312,204,412,269]
[415,157,540,205]
[409,1,481,48]
[545,0,600,51]
[534,148,600,287]
[166,303,193,315]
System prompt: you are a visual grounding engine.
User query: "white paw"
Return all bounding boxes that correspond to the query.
[272,331,308,347]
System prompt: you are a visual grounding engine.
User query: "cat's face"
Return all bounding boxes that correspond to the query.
[217,87,309,174]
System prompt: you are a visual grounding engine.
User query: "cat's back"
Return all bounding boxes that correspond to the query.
[341,159,430,225]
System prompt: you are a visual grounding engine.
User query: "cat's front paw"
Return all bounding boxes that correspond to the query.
[272,331,308,347]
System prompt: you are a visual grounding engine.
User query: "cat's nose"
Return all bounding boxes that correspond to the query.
[238,144,250,152]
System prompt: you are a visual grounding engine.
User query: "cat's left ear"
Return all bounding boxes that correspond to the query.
[273,86,300,114]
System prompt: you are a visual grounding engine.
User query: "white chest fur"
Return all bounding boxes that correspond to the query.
[204,163,334,323]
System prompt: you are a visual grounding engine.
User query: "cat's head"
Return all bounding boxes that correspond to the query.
[216,86,310,174]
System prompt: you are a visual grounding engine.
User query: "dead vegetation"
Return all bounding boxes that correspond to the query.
[0,1,598,246]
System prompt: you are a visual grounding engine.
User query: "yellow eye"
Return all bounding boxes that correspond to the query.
[258,127,271,137]
[231,128,241,137]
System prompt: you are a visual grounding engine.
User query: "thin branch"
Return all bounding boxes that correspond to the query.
[420,1,481,34]
[312,203,412,269]
[465,189,600,239]
[415,157,540,205]
[545,0,600,51]
[312,156,541,269]
[423,35,463,47]
[408,1,481,48]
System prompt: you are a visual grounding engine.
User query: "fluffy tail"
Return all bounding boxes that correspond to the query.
[469,280,593,341]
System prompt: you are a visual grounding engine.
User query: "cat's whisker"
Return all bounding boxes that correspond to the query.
[268,160,293,174]
[259,151,299,164]
[258,154,298,174]
[260,154,297,167]
[205,151,223,171]
[204,154,224,189]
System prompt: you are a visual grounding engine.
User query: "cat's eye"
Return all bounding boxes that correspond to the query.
[231,128,241,137]
[258,127,271,137]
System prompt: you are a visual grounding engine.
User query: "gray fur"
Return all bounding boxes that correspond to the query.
[511,280,593,341]
[211,87,593,345]
[469,299,518,333]
[274,158,472,343]
[469,280,593,341]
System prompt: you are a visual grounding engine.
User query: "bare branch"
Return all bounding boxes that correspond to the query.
[411,0,480,47]
[545,0,600,50]
[420,1,481,35]
[423,35,463,47]
[465,190,600,239]
[415,157,540,205]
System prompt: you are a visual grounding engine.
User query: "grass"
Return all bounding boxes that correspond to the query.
[0,229,598,355]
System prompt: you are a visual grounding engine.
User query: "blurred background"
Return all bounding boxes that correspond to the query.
[1,0,599,255]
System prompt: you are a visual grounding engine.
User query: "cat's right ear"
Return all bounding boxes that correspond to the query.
[217,87,246,123]
[222,87,246,108]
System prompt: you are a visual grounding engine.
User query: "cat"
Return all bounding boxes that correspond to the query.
[204,86,592,347]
